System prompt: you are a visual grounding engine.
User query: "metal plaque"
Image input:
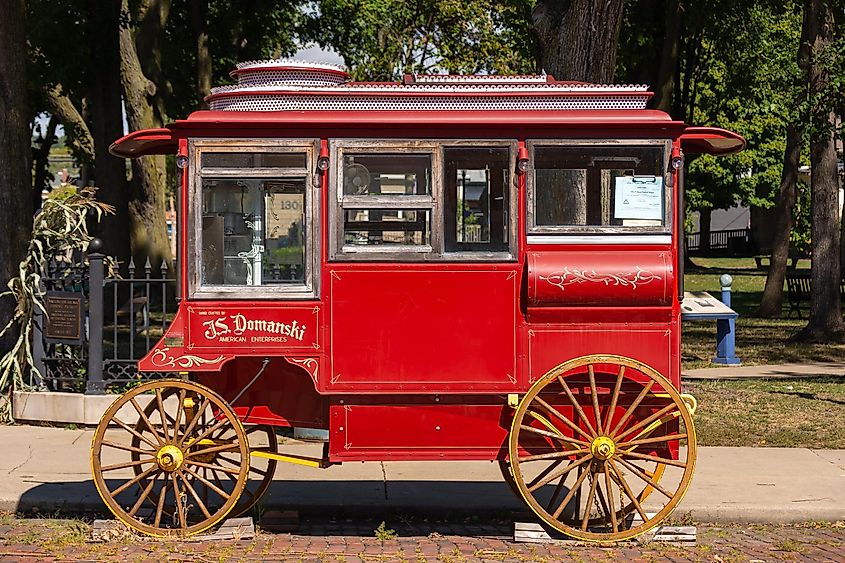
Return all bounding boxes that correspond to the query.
[44,291,85,344]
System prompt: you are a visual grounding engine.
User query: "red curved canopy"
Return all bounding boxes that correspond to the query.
[680,126,746,156]
[109,128,177,158]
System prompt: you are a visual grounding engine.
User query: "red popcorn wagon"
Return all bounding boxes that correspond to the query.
[92,60,744,539]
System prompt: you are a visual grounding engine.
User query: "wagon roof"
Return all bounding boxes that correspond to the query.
[109,60,745,158]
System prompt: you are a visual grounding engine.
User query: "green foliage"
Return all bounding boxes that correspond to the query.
[0,187,113,421]
[684,2,804,212]
[308,0,536,80]
[374,520,397,540]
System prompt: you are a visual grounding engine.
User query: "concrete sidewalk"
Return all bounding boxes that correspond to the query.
[1,425,843,524]
[684,361,845,380]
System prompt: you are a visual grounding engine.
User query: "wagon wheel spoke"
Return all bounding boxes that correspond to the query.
[110,464,159,497]
[617,433,687,450]
[154,388,170,443]
[178,471,212,520]
[519,449,589,463]
[101,458,156,472]
[608,380,655,438]
[177,398,210,448]
[602,463,618,533]
[533,397,593,443]
[614,404,679,443]
[587,365,604,435]
[604,365,625,431]
[101,440,156,456]
[608,459,649,524]
[619,450,687,468]
[580,469,600,531]
[154,473,168,528]
[615,457,675,499]
[113,417,159,449]
[129,398,166,446]
[526,454,591,493]
[182,466,233,500]
[526,459,564,490]
[172,389,186,439]
[557,376,597,438]
[551,461,591,519]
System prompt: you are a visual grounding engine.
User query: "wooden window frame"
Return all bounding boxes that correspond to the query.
[526,139,673,239]
[188,138,320,299]
[329,139,518,261]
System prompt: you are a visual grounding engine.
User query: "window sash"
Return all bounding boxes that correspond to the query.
[526,139,672,235]
[330,139,517,261]
[188,138,320,299]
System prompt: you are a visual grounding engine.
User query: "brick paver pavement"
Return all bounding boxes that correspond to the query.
[0,513,842,562]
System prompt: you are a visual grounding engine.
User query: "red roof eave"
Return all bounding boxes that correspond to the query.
[109,128,177,158]
[680,126,746,156]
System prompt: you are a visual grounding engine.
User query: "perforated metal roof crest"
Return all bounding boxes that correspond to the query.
[208,60,652,112]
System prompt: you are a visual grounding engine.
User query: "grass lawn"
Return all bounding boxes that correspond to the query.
[682,257,845,449]
[682,257,845,370]
[688,377,845,448]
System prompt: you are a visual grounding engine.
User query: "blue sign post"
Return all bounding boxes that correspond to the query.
[712,274,741,365]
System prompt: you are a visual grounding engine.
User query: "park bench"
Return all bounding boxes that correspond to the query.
[785,271,845,319]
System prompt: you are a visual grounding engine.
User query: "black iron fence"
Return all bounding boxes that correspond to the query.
[31,241,176,393]
[686,228,754,255]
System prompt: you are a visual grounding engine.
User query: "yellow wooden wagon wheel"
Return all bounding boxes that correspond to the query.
[129,408,278,520]
[508,355,696,542]
[91,380,250,537]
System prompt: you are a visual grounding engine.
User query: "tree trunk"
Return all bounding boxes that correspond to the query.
[85,0,132,267]
[119,0,172,269]
[698,208,711,253]
[757,124,801,317]
[32,115,58,209]
[793,0,845,342]
[42,84,95,167]
[0,0,32,355]
[652,0,683,112]
[191,0,212,107]
[531,0,624,83]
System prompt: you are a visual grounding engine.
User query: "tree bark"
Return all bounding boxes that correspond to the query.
[190,0,212,108]
[757,124,801,317]
[32,114,58,209]
[42,84,95,167]
[84,0,132,267]
[531,0,624,83]
[0,0,32,355]
[698,207,711,253]
[793,0,845,342]
[119,0,172,269]
[652,0,683,112]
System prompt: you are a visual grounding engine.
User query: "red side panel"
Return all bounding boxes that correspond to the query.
[328,398,510,461]
[527,250,672,307]
[327,266,521,393]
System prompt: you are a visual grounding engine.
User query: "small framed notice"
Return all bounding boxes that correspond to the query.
[44,291,85,345]
[614,176,664,221]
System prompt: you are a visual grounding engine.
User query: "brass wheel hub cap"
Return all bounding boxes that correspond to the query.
[590,436,616,460]
[156,444,184,472]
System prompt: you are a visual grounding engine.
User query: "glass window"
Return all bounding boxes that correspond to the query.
[201,152,306,169]
[533,144,667,229]
[444,147,510,252]
[342,154,431,195]
[201,178,306,285]
[344,209,430,246]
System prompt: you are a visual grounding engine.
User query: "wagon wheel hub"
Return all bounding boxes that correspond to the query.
[156,444,184,472]
[590,436,616,461]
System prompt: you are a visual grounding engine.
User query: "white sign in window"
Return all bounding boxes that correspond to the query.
[614,176,664,221]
